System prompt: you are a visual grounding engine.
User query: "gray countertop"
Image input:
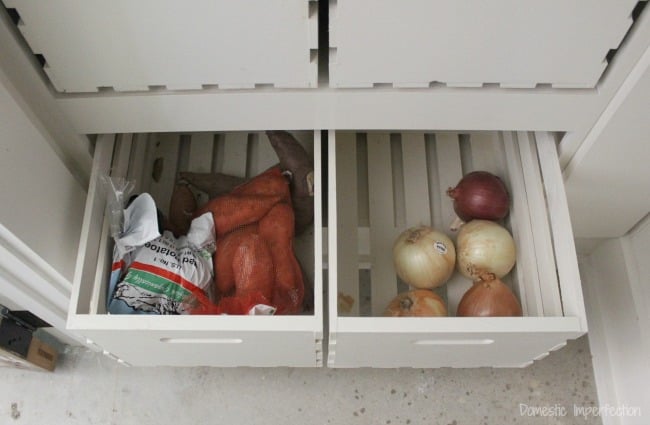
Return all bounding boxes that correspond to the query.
[0,335,601,425]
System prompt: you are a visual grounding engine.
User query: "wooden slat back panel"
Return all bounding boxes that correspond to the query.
[146,134,181,214]
[366,133,400,315]
[433,133,469,315]
[187,133,214,173]
[334,132,361,316]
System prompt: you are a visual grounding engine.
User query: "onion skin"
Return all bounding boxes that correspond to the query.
[392,226,456,289]
[384,290,448,317]
[457,275,522,317]
[456,220,516,280]
[447,171,510,222]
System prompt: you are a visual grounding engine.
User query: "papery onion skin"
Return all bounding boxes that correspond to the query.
[384,290,448,317]
[447,171,510,222]
[456,220,516,280]
[457,275,522,317]
[393,226,456,289]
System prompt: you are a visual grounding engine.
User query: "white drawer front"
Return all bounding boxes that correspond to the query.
[69,131,323,367]
[330,0,638,88]
[326,130,587,368]
[6,0,318,92]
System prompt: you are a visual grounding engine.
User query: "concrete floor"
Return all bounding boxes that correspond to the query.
[0,335,601,425]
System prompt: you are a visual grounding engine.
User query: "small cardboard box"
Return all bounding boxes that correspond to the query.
[0,336,58,372]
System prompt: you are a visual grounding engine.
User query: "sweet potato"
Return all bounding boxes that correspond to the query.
[168,183,197,236]
[194,194,282,237]
[232,233,274,301]
[231,166,291,203]
[258,202,304,314]
[266,131,314,235]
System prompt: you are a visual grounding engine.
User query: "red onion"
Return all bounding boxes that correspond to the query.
[446,171,510,223]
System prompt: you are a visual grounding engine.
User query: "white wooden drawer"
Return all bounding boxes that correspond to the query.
[68,131,323,367]
[5,0,318,92]
[329,0,638,89]
[326,131,587,368]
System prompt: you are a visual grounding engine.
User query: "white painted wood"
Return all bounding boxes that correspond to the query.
[559,8,650,170]
[89,134,133,315]
[0,7,91,185]
[517,133,563,317]
[69,131,322,366]
[401,133,431,227]
[366,133,400,316]
[432,133,469,315]
[0,223,72,328]
[221,133,249,178]
[70,135,116,315]
[563,55,650,238]
[126,133,151,193]
[187,133,214,173]
[502,133,541,317]
[330,0,637,88]
[330,317,583,368]
[334,132,360,316]
[7,0,317,92]
[535,132,588,329]
[56,87,601,135]
[581,238,650,423]
[328,131,587,367]
[248,133,278,177]
[0,73,87,282]
[146,134,180,214]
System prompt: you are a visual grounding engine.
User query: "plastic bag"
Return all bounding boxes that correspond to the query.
[100,175,135,240]
[107,193,216,315]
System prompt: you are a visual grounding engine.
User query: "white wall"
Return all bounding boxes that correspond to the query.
[0,80,86,281]
[581,215,650,424]
[564,54,650,238]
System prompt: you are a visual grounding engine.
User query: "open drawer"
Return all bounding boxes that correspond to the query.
[69,131,323,367]
[326,130,587,368]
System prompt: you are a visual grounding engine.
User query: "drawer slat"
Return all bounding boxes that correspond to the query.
[367,133,399,315]
[433,133,469,315]
[335,133,360,316]
[188,133,214,173]
[221,133,249,178]
[502,133,540,317]
[147,134,181,214]
[89,134,134,315]
[517,132,563,317]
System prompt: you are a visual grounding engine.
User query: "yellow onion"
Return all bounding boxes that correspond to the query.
[456,220,516,280]
[392,226,456,289]
[384,290,448,317]
[457,274,522,317]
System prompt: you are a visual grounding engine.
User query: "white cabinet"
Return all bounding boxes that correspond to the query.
[5,0,318,92]
[330,0,638,89]
[0,1,647,369]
